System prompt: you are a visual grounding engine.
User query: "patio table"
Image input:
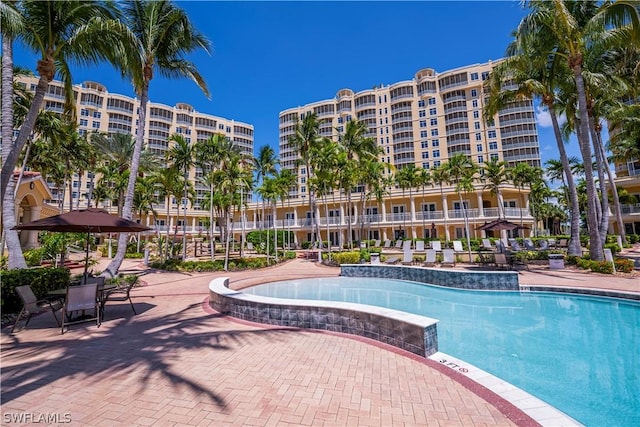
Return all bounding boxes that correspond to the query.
[49,283,117,320]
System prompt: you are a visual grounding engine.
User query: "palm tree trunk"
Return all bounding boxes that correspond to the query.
[210,182,215,261]
[273,202,278,263]
[595,126,626,244]
[459,192,473,263]
[589,116,609,244]
[224,211,231,271]
[182,172,188,260]
[572,63,603,260]
[105,83,149,276]
[1,73,49,198]
[549,108,582,256]
[324,194,331,261]
[165,197,171,262]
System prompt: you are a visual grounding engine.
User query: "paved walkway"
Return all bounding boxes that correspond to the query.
[2,248,638,426]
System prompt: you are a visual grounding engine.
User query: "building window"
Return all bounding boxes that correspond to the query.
[422,162,430,169]
[489,141,498,150]
[472,99,478,108]
[346,115,352,122]
[420,130,428,138]
[490,153,499,161]
[476,144,483,152]
[471,89,478,98]
[92,121,100,128]
[301,167,306,175]
[473,110,479,119]
[431,129,439,137]
[482,71,490,80]
[474,121,481,130]
[419,110,426,117]
[488,130,497,138]
[433,150,440,158]
[418,99,425,107]
[300,177,306,184]
[79,119,88,126]
[428,98,436,105]
[386,137,389,144]
[338,117,343,124]
[93,111,101,118]
[429,108,437,115]
[432,139,439,147]
[422,152,429,159]
[477,155,484,164]
[80,109,89,117]
[420,120,427,128]
[470,72,479,81]
[434,160,441,167]
[430,118,438,126]
[421,141,429,149]
[475,133,482,141]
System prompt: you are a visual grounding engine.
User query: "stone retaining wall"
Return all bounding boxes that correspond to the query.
[341,264,519,290]
[209,277,439,357]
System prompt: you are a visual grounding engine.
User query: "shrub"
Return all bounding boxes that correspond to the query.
[604,243,621,255]
[628,234,639,244]
[614,258,635,273]
[589,261,614,274]
[331,252,361,265]
[0,268,71,313]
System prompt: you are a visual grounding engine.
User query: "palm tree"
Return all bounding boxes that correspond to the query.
[509,162,539,230]
[195,133,240,259]
[394,164,419,240]
[149,166,183,262]
[276,168,297,250]
[487,32,582,255]
[253,145,278,240]
[431,164,450,242]
[443,154,478,262]
[416,167,432,239]
[133,175,160,252]
[1,0,130,199]
[289,112,322,247]
[167,134,196,260]
[105,0,210,277]
[482,159,508,220]
[515,0,640,260]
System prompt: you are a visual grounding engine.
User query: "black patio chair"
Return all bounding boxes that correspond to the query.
[101,276,138,319]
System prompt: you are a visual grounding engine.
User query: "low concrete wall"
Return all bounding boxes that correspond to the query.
[209,277,439,357]
[340,264,519,290]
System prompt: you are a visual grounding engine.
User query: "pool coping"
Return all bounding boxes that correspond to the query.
[522,285,640,301]
[428,352,583,427]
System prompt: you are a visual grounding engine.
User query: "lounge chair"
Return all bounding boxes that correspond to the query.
[373,239,381,247]
[61,283,101,334]
[548,238,557,248]
[423,249,437,267]
[538,239,549,250]
[441,249,455,267]
[523,238,536,251]
[415,240,425,252]
[394,240,403,249]
[508,238,523,252]
[558,238,568,249]
[494,253,511,270]
[402,240,412,251]
[11,285,62,333]
[246,242,256,253]
[452,240,464,253]
[431,241,442,252]
[383,240,392,249]
[401,248,414,265]
[384,256,400,265]
[481,238,494,251]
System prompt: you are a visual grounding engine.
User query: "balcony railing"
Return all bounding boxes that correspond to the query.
[621,203,640,215]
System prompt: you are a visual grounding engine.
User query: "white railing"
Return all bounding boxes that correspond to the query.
[621,204,640,214]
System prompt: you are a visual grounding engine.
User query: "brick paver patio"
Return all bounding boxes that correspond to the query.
[2,248,638,426]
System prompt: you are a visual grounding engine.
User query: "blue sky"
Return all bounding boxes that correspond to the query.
[12,0,575,166]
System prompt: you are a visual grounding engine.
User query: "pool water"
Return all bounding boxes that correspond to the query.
[245,277,640,426]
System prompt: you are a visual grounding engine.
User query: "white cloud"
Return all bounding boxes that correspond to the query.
[535,105,566,128]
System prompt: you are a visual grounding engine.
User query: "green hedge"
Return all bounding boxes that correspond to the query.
[1,268,71,313]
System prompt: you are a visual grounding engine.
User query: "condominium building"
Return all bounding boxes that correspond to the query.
[280,60,541,199]
[221,61,539,247]
[15,76,254,228]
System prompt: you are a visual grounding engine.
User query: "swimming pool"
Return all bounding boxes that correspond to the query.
[244,277,640,427]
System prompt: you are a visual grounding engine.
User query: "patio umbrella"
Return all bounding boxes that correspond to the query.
[476,218,529,232]
[13,208,152,279]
